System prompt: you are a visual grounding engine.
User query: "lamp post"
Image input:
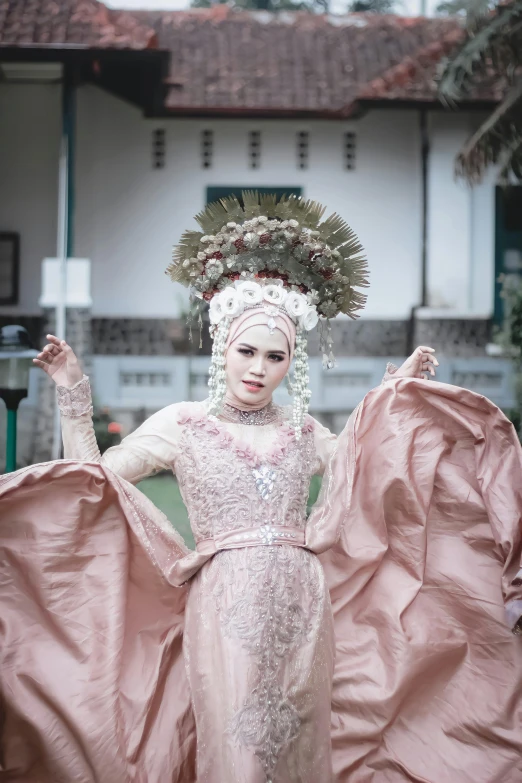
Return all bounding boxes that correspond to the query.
[0,325,38,473]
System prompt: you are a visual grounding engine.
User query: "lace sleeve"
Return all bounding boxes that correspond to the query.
[57,376,102,463]
[57,377,183,484]
[381,362,399,384]
[56,376,93,417]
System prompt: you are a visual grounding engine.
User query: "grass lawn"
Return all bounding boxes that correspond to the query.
[137,474,194,548]
[137,473,323,551]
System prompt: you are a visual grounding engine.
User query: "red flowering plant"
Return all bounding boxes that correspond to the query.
[93,406,122,454]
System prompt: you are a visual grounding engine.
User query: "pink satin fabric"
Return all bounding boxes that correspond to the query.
[313,379,522,782]
[0,462,195,783]
[1,379,521,782]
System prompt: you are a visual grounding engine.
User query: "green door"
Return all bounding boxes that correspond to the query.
[206,186,302,207]
[494,186,522,324]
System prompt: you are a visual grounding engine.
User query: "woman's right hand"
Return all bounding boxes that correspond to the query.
[33,334,84,388]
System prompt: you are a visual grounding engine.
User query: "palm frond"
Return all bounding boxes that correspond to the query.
[194,200,229,233]
[218,194,245,223]
[241,190,264,218]
[258,192,278,216]
[438,0,522,102]
[166,229,203,281]
[455,77,522,181]
[274,195,300,221]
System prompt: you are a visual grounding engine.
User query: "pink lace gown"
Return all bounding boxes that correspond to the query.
[57,379,340,783]
[2,376,522,783]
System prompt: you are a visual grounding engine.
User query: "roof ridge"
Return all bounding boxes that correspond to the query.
[357,25,464,100]
[122,8,463,25]
[0,0,158,50]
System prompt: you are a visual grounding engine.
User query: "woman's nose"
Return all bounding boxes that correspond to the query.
[250,356,266,376]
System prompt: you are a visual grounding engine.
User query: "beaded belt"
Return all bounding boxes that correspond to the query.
[195,524,306,555]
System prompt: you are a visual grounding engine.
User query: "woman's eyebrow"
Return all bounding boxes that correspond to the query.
[237,342,287,356]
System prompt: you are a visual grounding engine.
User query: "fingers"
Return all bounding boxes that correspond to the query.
[32,358,52,374]
[49,335,76,358]
[417,346,438,380]
[35,345,58,363]
[46,334,63,347]
[417,346,439,364]
[33,335,67,366]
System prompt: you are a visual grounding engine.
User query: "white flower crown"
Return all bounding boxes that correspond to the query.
[208,279,319,332]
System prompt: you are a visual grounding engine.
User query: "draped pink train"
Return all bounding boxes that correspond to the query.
[1,379,521,782]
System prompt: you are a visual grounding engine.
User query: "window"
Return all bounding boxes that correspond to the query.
[0,232,19,305]
[452,371,502,389]
[190,371,210,388]
[325,373,373,388]
[120,372,171,387]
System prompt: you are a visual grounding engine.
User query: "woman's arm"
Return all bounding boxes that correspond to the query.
[57,375,181,484]
[382,346,439,384]
[34,334,180,484]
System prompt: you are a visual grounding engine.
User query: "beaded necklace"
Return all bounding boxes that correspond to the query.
[219,401,280,426]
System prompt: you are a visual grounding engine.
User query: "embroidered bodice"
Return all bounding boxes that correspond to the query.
[57,378,338,546]
[174,407,317,545]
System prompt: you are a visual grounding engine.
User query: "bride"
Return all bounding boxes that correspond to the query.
[1,193,521,783]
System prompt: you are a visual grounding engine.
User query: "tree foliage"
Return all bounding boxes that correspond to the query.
[191,0,396,12]
[493,274,522,438]
[190,0,329,11]
[438,0,522,183]
[348,0,396,11]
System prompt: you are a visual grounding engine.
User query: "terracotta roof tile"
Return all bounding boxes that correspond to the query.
[358,25,501,104]
[1,4,497,112]
[358,27,461,101]
[0,0,157,49]
[128,9,462,115]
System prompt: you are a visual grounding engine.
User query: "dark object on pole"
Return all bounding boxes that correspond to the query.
[0,325,38,473]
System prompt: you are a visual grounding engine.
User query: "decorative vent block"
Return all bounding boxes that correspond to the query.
[249,130,261,169]
[344,131,356,170]
[152,129,166,169]
[201,129,213,169]
[297,131,309,170]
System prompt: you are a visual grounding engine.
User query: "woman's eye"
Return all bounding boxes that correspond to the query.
[269,354,284,362]
[238,348,253,356]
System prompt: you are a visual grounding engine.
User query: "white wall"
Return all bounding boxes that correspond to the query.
[0,82,61,316]
[427,111,495,315]
[0,81,495,321]
[75,87,423,319]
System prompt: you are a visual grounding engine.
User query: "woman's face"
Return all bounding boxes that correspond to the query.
[225,324,291,406]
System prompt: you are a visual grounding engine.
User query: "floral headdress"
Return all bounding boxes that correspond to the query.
[167,191,369,431]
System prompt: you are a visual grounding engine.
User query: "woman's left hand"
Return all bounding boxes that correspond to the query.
[394,345,439,380]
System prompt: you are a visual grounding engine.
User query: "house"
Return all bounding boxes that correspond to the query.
[0,0,516,464]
